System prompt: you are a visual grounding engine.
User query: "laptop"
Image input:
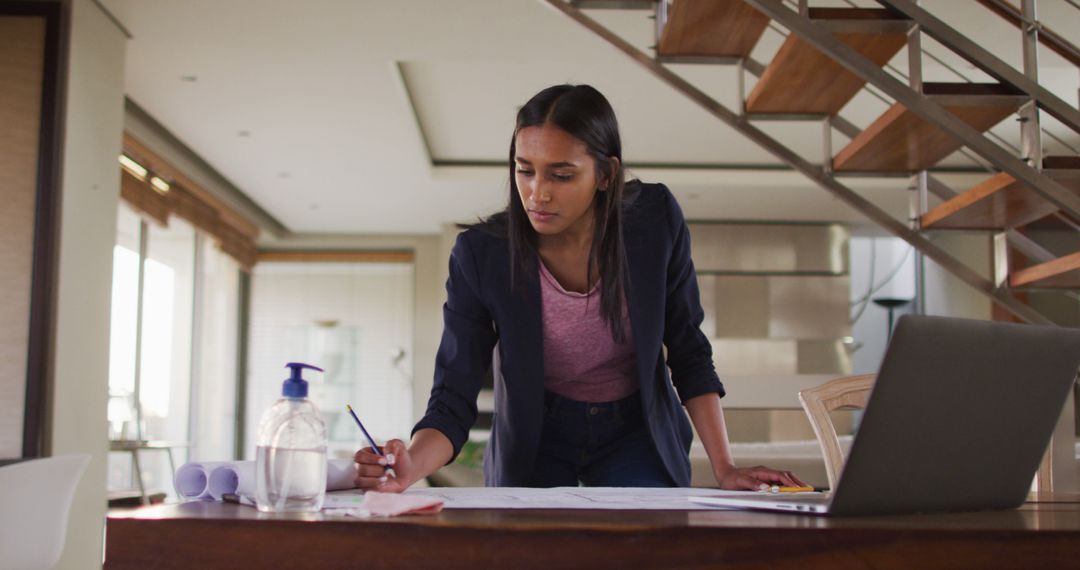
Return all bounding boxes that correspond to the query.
[692,315,1080,516]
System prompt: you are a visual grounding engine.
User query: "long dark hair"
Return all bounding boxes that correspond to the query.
[467,84,629,343]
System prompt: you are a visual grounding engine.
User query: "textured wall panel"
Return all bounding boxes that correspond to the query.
[0,16,45,458]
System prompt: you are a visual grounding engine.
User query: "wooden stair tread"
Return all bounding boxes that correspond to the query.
[658,0,769,58]
[1010,250,1080,288]
[1044,156,1080,170]
[745,8,908,115]
[922,158,1080,230]
[833,83,1025,173]
[919,82,1023,96]
[803,7,906,20]
[570,0,656,9]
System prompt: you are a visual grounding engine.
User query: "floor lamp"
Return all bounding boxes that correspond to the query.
[872,297,913,342]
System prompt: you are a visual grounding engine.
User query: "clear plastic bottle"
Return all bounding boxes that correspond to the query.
[255,362,328,513]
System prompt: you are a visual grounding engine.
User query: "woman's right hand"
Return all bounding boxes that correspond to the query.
[353,439,413,493]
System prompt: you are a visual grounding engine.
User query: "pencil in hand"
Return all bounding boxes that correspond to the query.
[346,404,396,479]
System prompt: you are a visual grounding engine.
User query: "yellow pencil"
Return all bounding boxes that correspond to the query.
[771,486,815,493]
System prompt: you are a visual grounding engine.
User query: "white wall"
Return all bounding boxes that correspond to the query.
[51,0,126,567]
[849,237,917,374]
[247,262,415,456]
[261,234,443,440]
[848,232,992,377]
[922,232,993,321]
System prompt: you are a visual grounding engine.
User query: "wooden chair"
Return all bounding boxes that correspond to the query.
[799,373,1060,494]
[797,374,875,491]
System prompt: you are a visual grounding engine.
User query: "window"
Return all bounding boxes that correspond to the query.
[191,237,240,461]
[107,138,256,501]
[107,203,243,501]
[140,216,196,448]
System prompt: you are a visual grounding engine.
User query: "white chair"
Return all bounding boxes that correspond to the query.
[798,374,875,491]
[0,454,91,570]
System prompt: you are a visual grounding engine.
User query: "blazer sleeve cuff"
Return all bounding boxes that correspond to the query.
[675,373,726,405]
[412,415,469,465]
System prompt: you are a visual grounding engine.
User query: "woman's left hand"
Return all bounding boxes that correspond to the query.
[714,465,809,491]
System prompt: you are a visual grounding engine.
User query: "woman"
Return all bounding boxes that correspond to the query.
[355,84,806,490]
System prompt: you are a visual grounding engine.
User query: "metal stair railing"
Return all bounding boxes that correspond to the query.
[543,0,1052,325]
[746,0,1080,224]
[753,0,1080,303]
[747,2,1076,280]
[879,0,1080,135]
[827,0,1080,284]
[835,0,1079,159]
[658,0,1075,272]
[976,0,1080,70]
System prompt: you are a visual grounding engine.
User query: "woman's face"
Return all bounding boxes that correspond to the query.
[514,123,604,240]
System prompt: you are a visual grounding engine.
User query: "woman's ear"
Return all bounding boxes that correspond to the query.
[598,156,621,191]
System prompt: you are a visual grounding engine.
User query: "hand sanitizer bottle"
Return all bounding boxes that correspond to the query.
[255,362,328,513]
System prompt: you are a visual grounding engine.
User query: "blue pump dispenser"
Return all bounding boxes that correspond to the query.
[256,361,328,512]
[282,362,323,398]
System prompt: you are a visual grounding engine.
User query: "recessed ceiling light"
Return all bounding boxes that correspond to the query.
[118,155,147,180]
[180,74,198,82]
[237,130,251,137]
[150,176,171,194]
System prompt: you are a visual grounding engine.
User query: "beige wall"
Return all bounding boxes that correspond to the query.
[0,15,46,458]
[51,0,126,567]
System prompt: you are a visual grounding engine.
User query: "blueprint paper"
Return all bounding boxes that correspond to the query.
[325,486,740,510]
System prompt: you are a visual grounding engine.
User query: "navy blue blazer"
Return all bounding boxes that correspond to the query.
[413,181,725,486]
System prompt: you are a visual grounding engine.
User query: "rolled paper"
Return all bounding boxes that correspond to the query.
[175,462,230,500]
[326,459,359,491]
[208,462,255,501]
[203,458,358,501]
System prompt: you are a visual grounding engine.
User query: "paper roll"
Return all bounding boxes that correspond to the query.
[208,462,255,500]
[326,458,359,491]
[175,462,231,500]
[199,458,357,501]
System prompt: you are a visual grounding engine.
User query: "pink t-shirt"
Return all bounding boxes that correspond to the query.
[539,260,638,402]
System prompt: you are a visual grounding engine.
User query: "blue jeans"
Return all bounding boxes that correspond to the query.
[527,390,675,487]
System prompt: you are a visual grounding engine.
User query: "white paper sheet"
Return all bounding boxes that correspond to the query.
[325,486,742,510]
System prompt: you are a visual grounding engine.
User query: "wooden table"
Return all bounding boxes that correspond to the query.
[105,500,1080,569]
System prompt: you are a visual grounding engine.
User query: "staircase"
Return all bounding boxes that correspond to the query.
[549,0,1080,491]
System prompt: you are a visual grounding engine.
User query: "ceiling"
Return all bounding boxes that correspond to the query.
[99,0,1080,237]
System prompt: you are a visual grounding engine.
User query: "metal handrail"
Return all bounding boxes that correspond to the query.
[834,0,1079,156]
[880,0,1080,137]
[779,0,1074,161]
[775,0,1078,302]
[976,0,1080,68]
